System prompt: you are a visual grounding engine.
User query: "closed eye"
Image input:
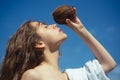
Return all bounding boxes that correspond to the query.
[44,25,48,28]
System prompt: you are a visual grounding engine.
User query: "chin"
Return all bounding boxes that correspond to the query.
[57,36,67,46]
[63,33,67,39]
[62,35,67,43]
[62,34,67,42]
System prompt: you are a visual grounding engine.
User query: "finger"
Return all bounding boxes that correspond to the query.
[66,19,75,28]
[73,7,76,15]
[66,19,71,24]
[66,19,72,25]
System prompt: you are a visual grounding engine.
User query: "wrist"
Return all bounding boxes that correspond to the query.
[73,24,85,32]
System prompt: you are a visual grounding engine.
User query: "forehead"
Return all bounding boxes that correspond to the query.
[30,21,46,27]
[30,22,40,27]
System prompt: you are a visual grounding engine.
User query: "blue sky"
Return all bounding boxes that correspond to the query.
[0,0,120,79]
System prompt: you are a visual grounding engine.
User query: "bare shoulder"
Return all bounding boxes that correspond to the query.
[21,69,41,80]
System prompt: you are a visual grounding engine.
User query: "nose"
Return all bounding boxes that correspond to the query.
[47,24,57,29]
[53,24,57,27]
[51,24,57,29]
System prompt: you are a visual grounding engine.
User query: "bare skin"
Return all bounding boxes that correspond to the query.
[21,45,68,80]
[21,8,116,80]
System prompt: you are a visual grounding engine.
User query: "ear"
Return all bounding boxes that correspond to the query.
[34,41,45,49]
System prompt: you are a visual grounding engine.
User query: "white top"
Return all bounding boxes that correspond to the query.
[65,60,110,80]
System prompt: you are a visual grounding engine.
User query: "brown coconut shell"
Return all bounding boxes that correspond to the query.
[52,5,76,24]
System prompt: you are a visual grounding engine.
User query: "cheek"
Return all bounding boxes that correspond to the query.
[38,29,66,43]
[46,32,58,40]
[39,31,56,42]
[44,32,60,43]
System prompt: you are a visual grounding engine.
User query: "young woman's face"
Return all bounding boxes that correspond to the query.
[30,21,67,46]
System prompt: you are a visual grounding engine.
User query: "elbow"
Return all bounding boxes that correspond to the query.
[103,60,116,73]
[106,60,117,72]
[110,61,116,70]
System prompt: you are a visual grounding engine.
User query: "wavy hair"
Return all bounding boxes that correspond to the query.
[0,21,44,80]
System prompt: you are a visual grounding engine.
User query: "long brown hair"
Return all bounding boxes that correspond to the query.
[0,21,44,80]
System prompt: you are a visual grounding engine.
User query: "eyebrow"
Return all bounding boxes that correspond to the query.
[40,22,46,25]
[37,22,47,28]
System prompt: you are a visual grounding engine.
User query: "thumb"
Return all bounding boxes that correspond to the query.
[66,19,75,28]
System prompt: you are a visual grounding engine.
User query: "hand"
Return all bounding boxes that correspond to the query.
[65,8,84,30]
[66,17,83,29]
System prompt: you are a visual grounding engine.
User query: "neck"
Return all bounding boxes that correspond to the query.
[41,49,61,71]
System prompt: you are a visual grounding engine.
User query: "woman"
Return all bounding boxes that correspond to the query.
[0,8,116,80]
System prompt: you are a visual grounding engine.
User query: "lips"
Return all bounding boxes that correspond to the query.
[59,29,62,32]
[58,28,64,33]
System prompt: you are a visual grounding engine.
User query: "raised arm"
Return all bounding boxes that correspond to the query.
[66,11,116,73]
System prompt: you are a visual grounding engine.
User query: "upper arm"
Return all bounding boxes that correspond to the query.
[95,57,116,73]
